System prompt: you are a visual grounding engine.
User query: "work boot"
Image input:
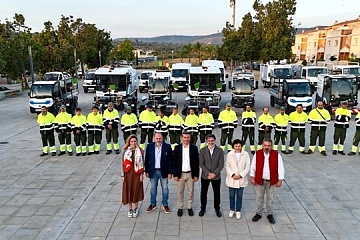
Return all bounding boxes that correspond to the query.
[88,152,94,155]
[115,150,120,154]
[320,151,327,156]
[106,150,112,155]
[40,152,48,157]
[251,151,255,155]
[307,149,313,154]
[94,151,99,154]
[332,150,337,155]
[58,151,65,156]
[51,152,56,156]
[348,152,356,156]
[338,151,345,155]
[76,153,81,156]
[81,152,87,156]
[68,152,73,156]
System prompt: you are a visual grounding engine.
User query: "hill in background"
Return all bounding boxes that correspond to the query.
[114,32,223,45]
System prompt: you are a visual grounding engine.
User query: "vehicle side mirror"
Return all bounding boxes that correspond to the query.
[145,81,148,86]
[225,74,229,78]
[126,80,132,85]
[138,76,140,79]
[186,75,189,80]
[231,87,235,90]
[268,73,271,77]
[255,81,259,89]
[28,92,30,97]
[228,80,231,89]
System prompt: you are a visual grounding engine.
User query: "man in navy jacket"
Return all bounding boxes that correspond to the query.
[145,132,173,214]
[173,132,199,217]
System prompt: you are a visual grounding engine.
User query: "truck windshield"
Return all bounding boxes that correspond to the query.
[140,72,151,80]
[43,73,60,81]
[332,78,357,96]
[308,68,327,77]
[288,82,312,96]
[95,75,127,91]
[30,85,53,98]
[343,67,360,76]
[171,69,188,78]
[149,78,168,92]
[233,79,254,92]
[86,73,95,80]
[190,74,221,91]
[274,68,291,78]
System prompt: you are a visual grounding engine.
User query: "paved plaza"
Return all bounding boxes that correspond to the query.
[1,75,360,239]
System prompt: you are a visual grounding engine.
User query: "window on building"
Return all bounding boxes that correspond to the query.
[355,38,358,46]
[328,40,331,46]
[335,40,338,46]
[314,42,317,47]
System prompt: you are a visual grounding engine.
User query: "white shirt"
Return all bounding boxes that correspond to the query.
[208,146,214,157]
[250,152,285,180]
[155,144,162,169]
[235,152,241,164]
[182,144,191,172]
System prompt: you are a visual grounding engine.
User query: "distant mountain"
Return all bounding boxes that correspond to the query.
[114,32,223,45]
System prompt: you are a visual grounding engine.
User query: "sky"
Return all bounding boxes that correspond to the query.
[0,0,359,38]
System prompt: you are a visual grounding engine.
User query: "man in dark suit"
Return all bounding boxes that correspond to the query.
[199,134,224,217]
[173,132,200,217]
[145,132,173,214]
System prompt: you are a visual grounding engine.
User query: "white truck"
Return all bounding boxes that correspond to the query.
[230,72,256,109]
[83,70,96,93]
[301,66,328,90]
[170,63,191,92]
[333,65,360,90]
[201,60,227,92]
[260,64,292,88]
[138,70,155,93]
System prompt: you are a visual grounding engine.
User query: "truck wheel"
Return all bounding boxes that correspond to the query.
[83,88,88,93]
[30,107,35,113]
[270,96,275,107]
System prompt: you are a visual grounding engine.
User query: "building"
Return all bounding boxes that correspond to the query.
[292,16,360,62]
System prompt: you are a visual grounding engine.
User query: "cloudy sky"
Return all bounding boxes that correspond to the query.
[0,0,358,38]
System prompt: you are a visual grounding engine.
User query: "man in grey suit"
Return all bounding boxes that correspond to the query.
[199,134,225,217]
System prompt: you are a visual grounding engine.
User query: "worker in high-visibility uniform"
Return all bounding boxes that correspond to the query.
[103,102,120,154]
[218,103,238,151]
[120,105,138,142]
[273,106,289,153]
[184,108,199,145]
[54,105,73,156]
[154,107,169,139]
[257,107,274,150]
[198,106,214,149]
[168,106,184,150]
[139,103,157,150]
[87,106,103,155]
[307,101,331,156]
[348,110,360,155]
[71,107,87,156]
[37,106,56,156]
[241,104,256,154]
[333,101,351,155]
[288,104,308,154]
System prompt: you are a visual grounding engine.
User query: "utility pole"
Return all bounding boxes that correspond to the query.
[28,46,35,83]
[74,48,78,79]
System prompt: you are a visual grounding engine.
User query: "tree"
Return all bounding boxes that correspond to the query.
[108,39,135,62]
[181,44,192,63]
[193,42,202,64]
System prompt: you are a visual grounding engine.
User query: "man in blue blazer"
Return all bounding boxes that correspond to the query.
[173,132,199,217]
[145,132,173,214]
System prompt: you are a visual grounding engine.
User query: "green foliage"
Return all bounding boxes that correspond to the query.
[301,60,307,66]
[108,39,135,62]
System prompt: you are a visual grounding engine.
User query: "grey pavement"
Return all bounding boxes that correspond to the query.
[0,72,360,239]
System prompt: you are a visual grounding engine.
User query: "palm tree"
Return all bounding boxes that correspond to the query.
[182,44,192,63]
[193,42,202,65]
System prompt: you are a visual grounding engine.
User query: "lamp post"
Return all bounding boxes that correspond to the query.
[230,0,236,29]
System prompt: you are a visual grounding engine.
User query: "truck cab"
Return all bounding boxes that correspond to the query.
[170,63,191,92]
[138,70,154,93]
[94,63,137,114]
[269,78,312,113]
[260,64,292,88]
[301,66,328,90]
[316,74,358,114]
[29,73,79,115]
[230,72,256,109]
[333,65,360,90]
[83,70,96,93]
[201,60,227,92]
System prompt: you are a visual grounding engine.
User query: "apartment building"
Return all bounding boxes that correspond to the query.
[292,16,360,62]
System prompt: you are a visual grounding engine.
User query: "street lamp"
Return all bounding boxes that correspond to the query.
[229,0,236,29]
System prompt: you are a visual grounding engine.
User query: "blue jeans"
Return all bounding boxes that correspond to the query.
[229,187,244,212]
[150,170,169,206]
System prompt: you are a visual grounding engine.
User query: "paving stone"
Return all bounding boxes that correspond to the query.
[9,228,39,240]
[84,222,112,237]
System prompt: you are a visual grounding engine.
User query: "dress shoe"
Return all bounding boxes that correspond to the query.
[51,152,56,156]
[267,214,276,224]
[199,209,206,217]
[188,208,194,216]
[338,151,345,155]
[115,150,120,154]
[288,150,293,154]
[162,205,170,214]
[146,205,156,213]
[348,152,356,156]
[215,209,222,218]
[94,151,99,154]
[307,149,313,154]
[332,150,337,155]
[76,153,81,156]
[300,151,307,154]
[320,151,327,156]
[177,209,183,217]
[252,213,262,222]
[251,151,255,155]
[40,152,48,157]
[81,152,86,156]
[281,150,288,154]
[58,152,65,156]
[106,150,112,155]
[88,152,94,155]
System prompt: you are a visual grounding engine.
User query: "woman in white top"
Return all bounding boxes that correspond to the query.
[225,139,251,219]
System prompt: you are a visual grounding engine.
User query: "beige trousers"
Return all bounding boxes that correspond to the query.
[177,172,194,209]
